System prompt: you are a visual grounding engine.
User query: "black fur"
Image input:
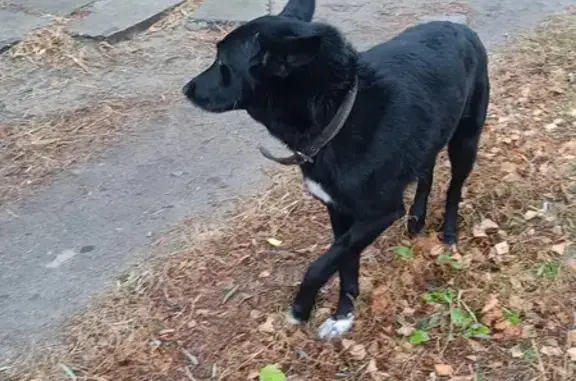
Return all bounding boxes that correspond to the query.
[183,0,490,336]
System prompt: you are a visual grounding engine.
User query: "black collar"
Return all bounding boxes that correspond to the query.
[258,76,359,166]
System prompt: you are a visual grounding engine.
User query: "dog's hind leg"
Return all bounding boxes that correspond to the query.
[289,203,405,339]
[408,160,436,237]
[442,78,489,244]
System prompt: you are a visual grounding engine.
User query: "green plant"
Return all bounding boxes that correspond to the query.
[463,323,491,339]
[450,306,491,339]
[421,288,456,304]
[522,348,538,365]
[395,245,414,260]
[409,329,430,345]
[417,312,443,330]
[536,261,560,279]
[259,365,286,381]
[504,308,522,325]
[450,308,473,327]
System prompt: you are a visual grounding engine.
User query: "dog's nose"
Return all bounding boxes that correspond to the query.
[182,81,195,96]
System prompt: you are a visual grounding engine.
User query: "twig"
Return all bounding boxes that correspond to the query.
[59,364,77,380]
[222,284,240,304]
[531,339,549,381]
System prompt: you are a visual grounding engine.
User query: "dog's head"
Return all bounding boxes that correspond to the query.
[182,0,323,113]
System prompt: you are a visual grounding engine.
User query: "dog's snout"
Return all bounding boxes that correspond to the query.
[182,81,195,97]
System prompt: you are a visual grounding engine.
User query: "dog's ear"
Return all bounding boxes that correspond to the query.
[278,0,315,22]
[261,34,321,78]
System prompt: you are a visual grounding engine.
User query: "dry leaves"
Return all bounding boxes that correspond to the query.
[567,348,576,362]
[550,242,568,255]
[472,219,499,238]
[371,285,390,314]
[258,316,275,333]
[509,345,524,358]
[396,325,415,337]
[494,241,510,255]
[434,364,454,377]
[540,345,563,357]
[267,238,283,247]
[349,344,367,361]
[481,295,500,314]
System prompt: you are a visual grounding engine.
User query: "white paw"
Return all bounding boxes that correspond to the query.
[286,307,303,325]
[317,314,355,340]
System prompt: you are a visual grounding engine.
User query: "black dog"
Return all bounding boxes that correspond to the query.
[183,0,489,340]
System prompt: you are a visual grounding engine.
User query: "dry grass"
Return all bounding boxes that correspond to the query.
[148,0,205,33]
[0,97,167,204]
[5,12,576,381]
[8,19,93,71]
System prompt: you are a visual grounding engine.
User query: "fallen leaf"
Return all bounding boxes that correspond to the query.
[500,162,518,173]
[367,359,378,373]
[267,238,283,247]
[430,244,445,256]
[402,307,416,317]
[434,364,454,377]
[349,344,367,360]
[371,285,390,314]
[481,308,503,327]
[482,295,500,313]
[567,348,576,362]
[569,329,576,344]
[409,329,430,345]
[508,295,531,311]
[494,241,510,255]
[540,345,563,357]
[472,219,499,238]
[250,310,262,319]
[545,122,557,131]
[509,344,523,358]
[258,316,275,333]
[494,320,511,331]
[396,325,415,337]
[259,364,286,381]
[550,242,567,255]
[470,247,486,262]
[342,339,355,350]
[524,210,539,220]
[259,271,271,278]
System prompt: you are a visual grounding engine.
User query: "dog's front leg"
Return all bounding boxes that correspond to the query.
[288,205,405,340]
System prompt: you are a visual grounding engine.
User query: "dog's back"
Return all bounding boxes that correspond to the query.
[354,21,489,171]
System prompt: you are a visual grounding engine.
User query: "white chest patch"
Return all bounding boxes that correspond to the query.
[304,178,333,204]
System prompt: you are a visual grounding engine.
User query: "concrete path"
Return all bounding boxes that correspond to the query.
[1,0,576,365]
[0,0,185,50]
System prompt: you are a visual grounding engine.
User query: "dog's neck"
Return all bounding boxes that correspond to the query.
[247,43,359,154]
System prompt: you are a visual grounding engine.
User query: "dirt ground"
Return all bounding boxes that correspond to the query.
[4,10,576,381]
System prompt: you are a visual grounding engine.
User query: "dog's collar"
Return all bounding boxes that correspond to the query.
[258,76,359,166]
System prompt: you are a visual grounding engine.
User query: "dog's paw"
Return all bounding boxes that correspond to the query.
[317,314,355,340]
[442,231,458,245]
[407,215,425,237]
[286,306,304,325]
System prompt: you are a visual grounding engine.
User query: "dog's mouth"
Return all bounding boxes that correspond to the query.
[184,96,239,114]
[182,82,240,113]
